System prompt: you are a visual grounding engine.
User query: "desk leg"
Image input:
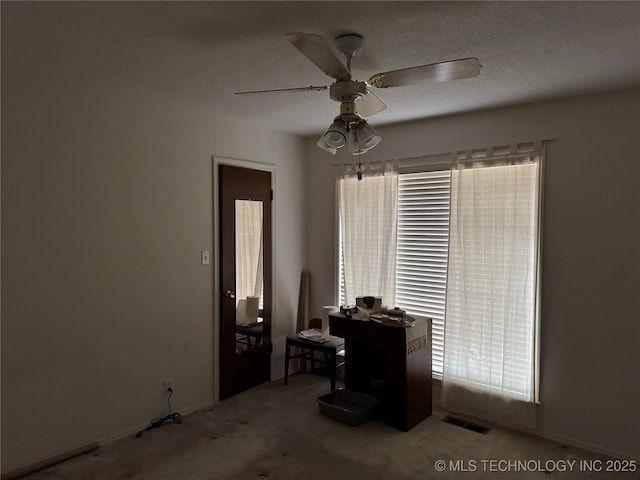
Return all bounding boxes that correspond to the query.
[284,343,290,385]
[329,351,336,392]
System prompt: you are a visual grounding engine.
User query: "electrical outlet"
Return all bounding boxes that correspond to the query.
[164,378,174,392]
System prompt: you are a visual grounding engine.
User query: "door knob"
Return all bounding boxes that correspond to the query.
[223,289,236,299]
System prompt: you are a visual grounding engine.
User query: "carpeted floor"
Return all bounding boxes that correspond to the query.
[18,374,636,479]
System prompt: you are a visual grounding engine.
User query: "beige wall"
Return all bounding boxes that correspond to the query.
[1,80,207,472]
[305,88,640,459]
[1,45,306,480]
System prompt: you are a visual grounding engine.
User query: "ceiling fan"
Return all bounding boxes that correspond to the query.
[236,33,481,155]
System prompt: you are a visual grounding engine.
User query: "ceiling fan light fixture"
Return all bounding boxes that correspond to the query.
[324,119,348,148]
[349,120,381,155]
[317,118,349,154]
[316,136,338,155]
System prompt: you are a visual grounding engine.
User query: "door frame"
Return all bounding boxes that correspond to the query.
[212,156,276,402]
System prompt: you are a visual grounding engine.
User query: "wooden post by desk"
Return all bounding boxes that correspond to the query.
[329,314,432,431]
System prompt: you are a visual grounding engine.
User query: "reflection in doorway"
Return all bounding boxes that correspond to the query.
[218,165,272,400]
[234,199,264,351]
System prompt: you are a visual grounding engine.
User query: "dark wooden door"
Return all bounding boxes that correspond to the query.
[219,165,272,400]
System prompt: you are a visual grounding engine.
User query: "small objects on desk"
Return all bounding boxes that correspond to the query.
[356,296,383,310]
[340,304,358,318]
[339,305,369,321]
[370,312,416,328]
[322,306,338,339]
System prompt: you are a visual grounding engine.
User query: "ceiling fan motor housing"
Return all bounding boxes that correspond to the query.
[330,80,367,102]
[335,34,363,58]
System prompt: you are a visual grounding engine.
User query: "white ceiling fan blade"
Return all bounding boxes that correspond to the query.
[355,89,387,117]
[369,57,481,88]
[235,85,327,95]
[286,33,351,81]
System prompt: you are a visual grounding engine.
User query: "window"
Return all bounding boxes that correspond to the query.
[338,144,543,395]
[339,168,451,376]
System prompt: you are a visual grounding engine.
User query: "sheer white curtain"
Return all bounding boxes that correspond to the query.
[235,200,264,305]
[339,162,398,306]
[443,147,542,428]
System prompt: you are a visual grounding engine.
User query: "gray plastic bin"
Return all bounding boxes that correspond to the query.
[317,389,378,426]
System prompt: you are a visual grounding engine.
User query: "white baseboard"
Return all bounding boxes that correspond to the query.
[433,377,638,462]
[98,399,214,446]
[535,431,639,462]
[1,442,98,480]
[1,399,215,479]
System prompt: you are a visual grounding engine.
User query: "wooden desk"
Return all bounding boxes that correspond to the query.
[329,314,432,431]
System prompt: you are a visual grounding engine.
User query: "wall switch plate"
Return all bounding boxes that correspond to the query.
[201,250,210,265]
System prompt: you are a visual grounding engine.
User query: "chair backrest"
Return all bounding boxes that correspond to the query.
[236,296,260,325]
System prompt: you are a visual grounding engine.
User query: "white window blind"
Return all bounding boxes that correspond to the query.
[396,171,450,376]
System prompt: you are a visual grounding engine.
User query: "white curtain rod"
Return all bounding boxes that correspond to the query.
[332,138,556,168]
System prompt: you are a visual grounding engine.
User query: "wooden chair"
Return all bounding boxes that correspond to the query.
[283,318,345,391]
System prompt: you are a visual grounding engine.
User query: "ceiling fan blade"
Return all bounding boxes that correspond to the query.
[286,33,351,81]
[355,89,387,117]
[235,85,328,95]
[368,57,481,88]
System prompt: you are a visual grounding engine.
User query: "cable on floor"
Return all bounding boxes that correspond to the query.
[135,388,182,438]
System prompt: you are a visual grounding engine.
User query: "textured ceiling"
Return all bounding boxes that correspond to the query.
[4,1,640,136]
